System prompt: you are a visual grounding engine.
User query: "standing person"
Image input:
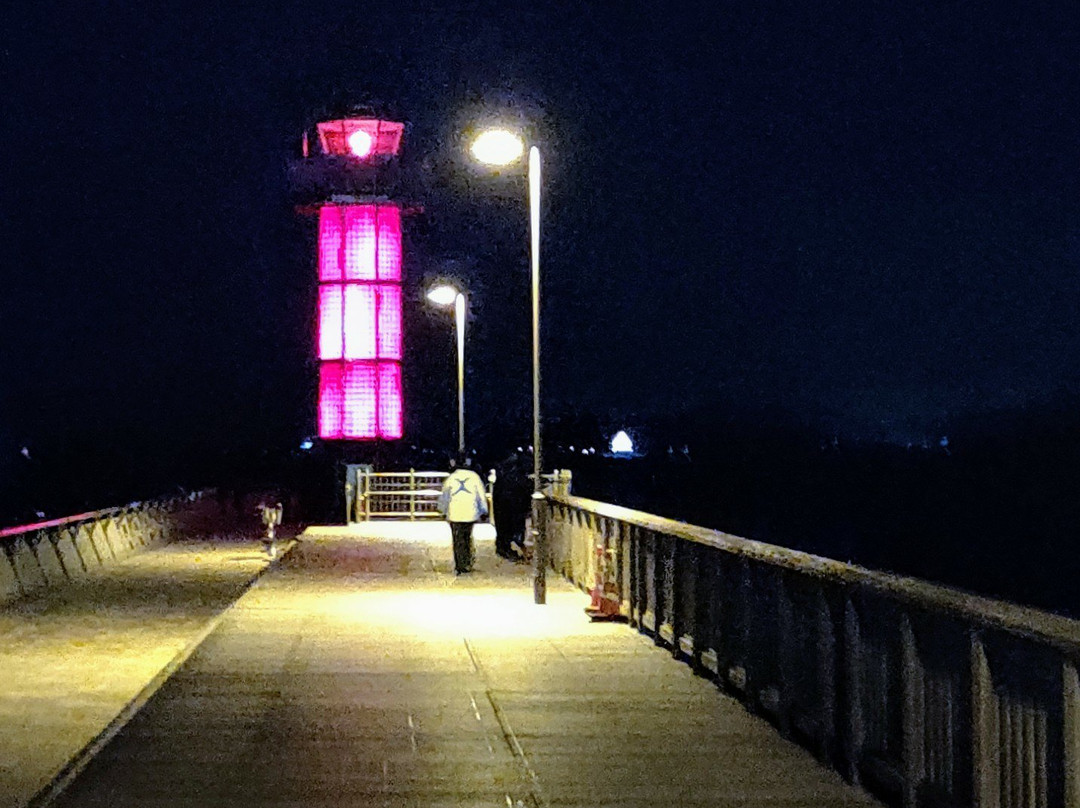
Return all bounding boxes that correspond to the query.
[437,453,489,574]
[493,450,531,560]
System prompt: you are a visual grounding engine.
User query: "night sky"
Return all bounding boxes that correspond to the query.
[3,1,1079,481]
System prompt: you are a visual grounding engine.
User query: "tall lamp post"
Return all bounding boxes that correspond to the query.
[469,128,546,604]
[426,284,467,456]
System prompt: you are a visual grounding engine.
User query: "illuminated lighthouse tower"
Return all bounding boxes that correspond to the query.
[298,117,407,441]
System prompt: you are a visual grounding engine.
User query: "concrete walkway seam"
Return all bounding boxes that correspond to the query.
[22,540,298,808]
[464,638,548,808]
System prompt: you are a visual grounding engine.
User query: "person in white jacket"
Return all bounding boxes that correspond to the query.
[437,454,489,574]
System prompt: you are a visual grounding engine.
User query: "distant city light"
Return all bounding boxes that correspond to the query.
[348,129,374,158]
[470,129,524,166]
[610,430,634,454]
[299,438,314,451]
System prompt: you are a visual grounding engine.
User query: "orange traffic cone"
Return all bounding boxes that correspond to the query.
[585,544,623,621]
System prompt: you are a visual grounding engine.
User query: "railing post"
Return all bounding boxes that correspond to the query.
[842,596,864,785]
[816,587,838,767]
[670,537,682,657]
[652,532,666,646]
[902,615,925,808]
[1066,659,1080,808]
[771,573,794,730]
[691,543,710,672]
[409,468,416,521]
[532,492,547,605]
[970,633,999,808]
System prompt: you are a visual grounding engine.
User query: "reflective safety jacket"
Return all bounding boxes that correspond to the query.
[438,468,489,523]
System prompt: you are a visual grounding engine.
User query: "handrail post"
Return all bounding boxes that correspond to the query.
[532,491,547,604]
[971,633,999,808]
[841,597,864,785]
[902,616,924,808]
[1065,660,1080,808]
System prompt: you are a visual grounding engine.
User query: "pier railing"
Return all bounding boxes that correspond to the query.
[544,493,1080,808]
[0,491,226,605]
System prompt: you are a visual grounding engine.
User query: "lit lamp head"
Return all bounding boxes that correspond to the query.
[470,128,525,166]
[426,284,460,307]
[347,129,374,158]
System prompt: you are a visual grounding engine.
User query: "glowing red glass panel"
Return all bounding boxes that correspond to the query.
[320,362,399,440]
[318,284,402,361]
[342,363,378,439]
[342,285,376,359]
[319,204,402,282]
[316,119,404,158]
[317,285,343,360]
[318,207,343,281]
[317,362,345,439]
[376,206,402,281]
[343,206,377,280]
[378,363,403,439]
[376,285,402,360]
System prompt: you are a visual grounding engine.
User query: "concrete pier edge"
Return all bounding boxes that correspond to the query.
[23,540,298,808]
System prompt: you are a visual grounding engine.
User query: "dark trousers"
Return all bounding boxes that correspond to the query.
[494,503,529,555]
[450,521,475,573]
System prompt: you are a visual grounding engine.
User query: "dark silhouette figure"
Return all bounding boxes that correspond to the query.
[493,451,531,560]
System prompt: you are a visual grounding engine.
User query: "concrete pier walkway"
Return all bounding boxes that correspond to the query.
[9,524,881,807]
[0,533,292,808]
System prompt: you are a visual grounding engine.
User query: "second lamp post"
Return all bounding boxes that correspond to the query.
[469,127,546,603]
[426,284,467,456]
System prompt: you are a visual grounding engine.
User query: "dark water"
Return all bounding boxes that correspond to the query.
[562,445,1080,620]
[5,430,1079,619]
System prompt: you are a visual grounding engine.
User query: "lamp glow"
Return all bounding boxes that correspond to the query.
[470,129,524,166]
[347,129,374,158]
[426,285,459,307]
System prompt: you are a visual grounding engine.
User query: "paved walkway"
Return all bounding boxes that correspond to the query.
[27,524,880,808]
[0,530,301,808]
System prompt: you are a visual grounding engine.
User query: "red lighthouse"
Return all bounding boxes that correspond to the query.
[293,116,408,441]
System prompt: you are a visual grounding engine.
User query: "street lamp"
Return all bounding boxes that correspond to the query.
[469,127,546,603]
[426,283,467,456]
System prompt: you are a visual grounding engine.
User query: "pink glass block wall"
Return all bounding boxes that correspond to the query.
[316,203,403,440]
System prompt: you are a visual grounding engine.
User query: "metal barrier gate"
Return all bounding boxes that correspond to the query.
[352,469,495,522]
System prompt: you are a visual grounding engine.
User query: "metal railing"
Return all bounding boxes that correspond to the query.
[355,469,495,522]
[543,493,1080,808]
[0,491,215,605]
